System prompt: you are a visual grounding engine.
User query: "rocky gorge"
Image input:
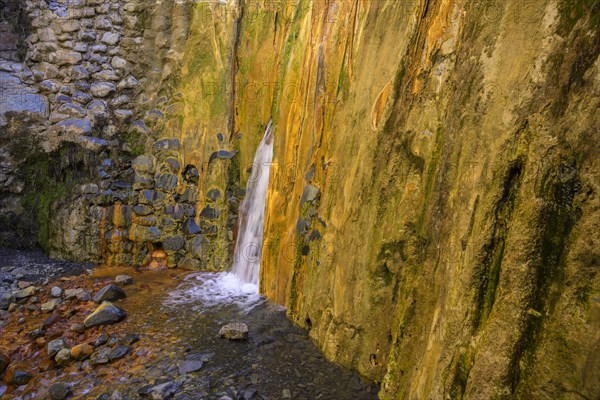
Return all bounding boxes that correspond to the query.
[1,0,599,399]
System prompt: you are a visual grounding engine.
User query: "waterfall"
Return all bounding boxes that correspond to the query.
[231,119,274,288]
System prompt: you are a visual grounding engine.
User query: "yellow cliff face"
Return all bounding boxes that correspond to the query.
[144,0,599,398]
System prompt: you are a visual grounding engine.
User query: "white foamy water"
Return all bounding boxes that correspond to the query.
[231,119,274,287]
[164,272,266,313]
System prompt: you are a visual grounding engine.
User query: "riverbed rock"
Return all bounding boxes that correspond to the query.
[48,382,73,400]
[108,344,130,361]
[41,298,61,313]
[0,352,9,374]
[51,286,62,297]
[14,286,36,299]
[148,381,180,399]
[84,301,127,328]
[71,343,93,360]
[218,323,249,340]
[47,338,66,357]
[115,275,133,285]
[0,292,14,310]
[4,366,32,386]
[94,284,126,303]
[55,348,71,366]
[178,359,203,374]
[71,323,85,333]
[64,288,91,301]
[90,347,111,365]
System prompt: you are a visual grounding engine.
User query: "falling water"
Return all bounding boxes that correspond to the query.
[231,119,274,287]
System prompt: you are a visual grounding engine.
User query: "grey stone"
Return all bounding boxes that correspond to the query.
[206,189,221,201]
[0,292,14,310]
[132,155,155,174]
[156,173,178,191]
[56,119,92,135]
[300,185,320,205]
[115,275,133,286]
[58,103,86,118]
[111,56,128,69]
[7,369,32,386]
[87,99,109,118]
[200,206,220,220]
[183,218,200,236]
[163,235,185,252]
[55,348,71,366]
[117,75,140,90]
[152,138,180,158]
[208,150,236,164]
[90,82,116,97]
[72,91,92,104]
[14,286,36,299]
[48,382,73,400]
[133,205,153,216]
[108,344,130,361]
[41,298,61,313]
[47,338,67,357]
[49,50,82,65]
[90,347,111,365]
[139,190,165,205]
[100,32,120,45]
[93,284,126,303]
[81,183,99,194]
[178,359,203,374]
[64,288,91,301]
[128,224,161,242]
[78,136,109,151]
[84,301,127,328]
[187,235,209,259]
[218,322,248,340]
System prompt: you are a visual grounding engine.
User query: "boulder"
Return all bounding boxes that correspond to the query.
[93,284,126,303]
[84,301,127,328]
[218,322,249,340]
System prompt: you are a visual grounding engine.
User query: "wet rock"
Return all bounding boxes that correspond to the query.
[0,352,9,375]
[28,327,44,341]
[48,338,67,357]
[41,298,61,313]
[147,381,180,400]
[139,190,165,205]
[177,257,200,270]
[178,359,203,374]
[243,388,258,400]
[94,333,109,347]
[71,323,86,333]
[219,323,249,340]
[0,292,14,310]
[49,382,73,400]
[108,344,130,361]
[121,333,140,346]
[90,347,111,365]
[208,150,236,164]
[65,288,91,301]
[71,343,94,360]
[55,348,71,366]
[51,286,63,297]
[84,301,127,328]
[206,189,221,201]
[115,275,133,286]
[4,366,32,386]
[14,286,36,299]
[282,389,292,398]
[94,284,126,303]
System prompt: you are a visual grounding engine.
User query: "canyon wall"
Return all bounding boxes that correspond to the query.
[1,0,598,399]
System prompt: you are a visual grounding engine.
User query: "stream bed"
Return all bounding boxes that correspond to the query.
[0,252,378,400]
